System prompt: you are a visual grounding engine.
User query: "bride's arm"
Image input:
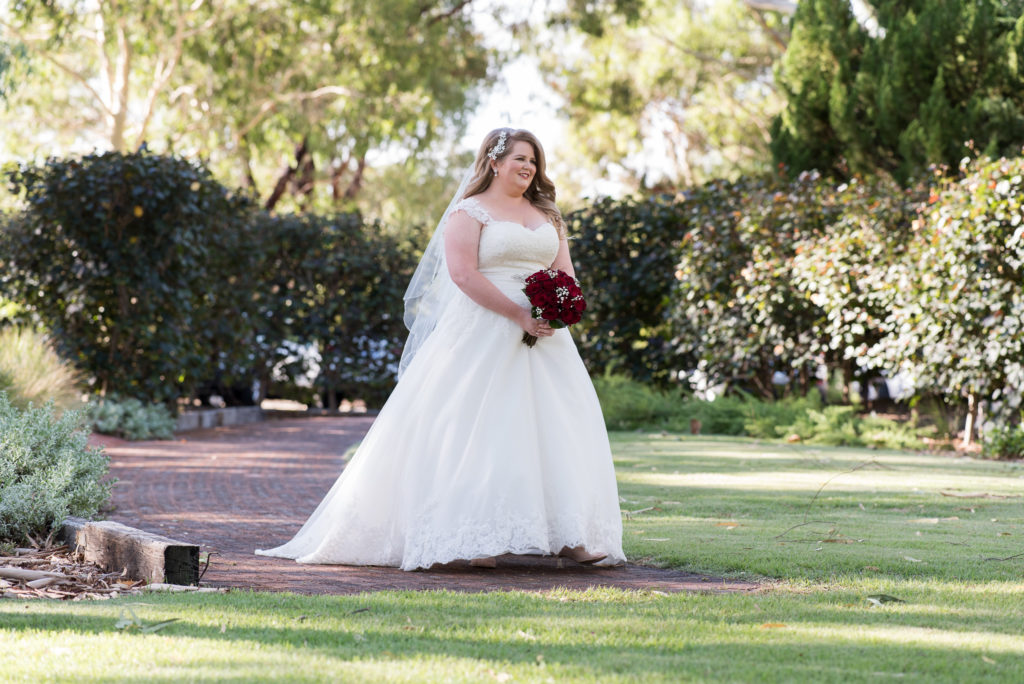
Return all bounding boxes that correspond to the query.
[444,211,552,336]
[549,234,575,278]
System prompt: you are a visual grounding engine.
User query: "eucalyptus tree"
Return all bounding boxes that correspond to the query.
[0,1,493,210]
[535,0,788,191]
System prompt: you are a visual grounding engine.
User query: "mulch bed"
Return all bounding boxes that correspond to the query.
[0,545,146,601]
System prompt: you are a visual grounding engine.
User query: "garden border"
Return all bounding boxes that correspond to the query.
[60,517,199,585]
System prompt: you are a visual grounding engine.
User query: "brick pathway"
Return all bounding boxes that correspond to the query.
[95,416,759,595]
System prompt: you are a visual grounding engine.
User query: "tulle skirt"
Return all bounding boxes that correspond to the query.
[256,270,625,570]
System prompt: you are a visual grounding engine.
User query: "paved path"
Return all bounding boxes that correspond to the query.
[95,416,759,595]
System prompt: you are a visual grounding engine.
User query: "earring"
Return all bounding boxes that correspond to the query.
[492,168,498,177]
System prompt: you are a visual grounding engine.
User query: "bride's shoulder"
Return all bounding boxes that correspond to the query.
[453,196,492,225]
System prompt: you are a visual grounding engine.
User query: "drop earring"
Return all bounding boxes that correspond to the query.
[492,168,498,177]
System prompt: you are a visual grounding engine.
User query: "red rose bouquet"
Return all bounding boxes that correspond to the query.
[521,268,586,347]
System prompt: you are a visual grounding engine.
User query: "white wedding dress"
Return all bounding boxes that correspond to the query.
[256,197,625,570]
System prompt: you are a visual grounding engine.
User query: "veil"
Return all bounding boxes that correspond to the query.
[397,166,475,378]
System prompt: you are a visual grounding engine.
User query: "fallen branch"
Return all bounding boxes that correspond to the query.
[0,567,66,582]
[982,551,1024,562]
[803,460,890,524]
[623,507,656,519]
[774,520,837,539]
[940,491,1022,499]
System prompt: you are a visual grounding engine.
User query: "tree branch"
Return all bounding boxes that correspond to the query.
[0,17,115,119]
[426,0,474,26]
[135,0,189,149]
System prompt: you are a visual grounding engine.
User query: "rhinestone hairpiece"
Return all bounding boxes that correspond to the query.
[487,130,508,160]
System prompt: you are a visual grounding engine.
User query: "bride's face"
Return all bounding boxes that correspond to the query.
[495,141,537,192]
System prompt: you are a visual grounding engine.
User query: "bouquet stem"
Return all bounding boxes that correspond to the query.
[522,332,538,348]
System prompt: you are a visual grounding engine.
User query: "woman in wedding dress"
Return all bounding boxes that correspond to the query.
[257,128,625,571]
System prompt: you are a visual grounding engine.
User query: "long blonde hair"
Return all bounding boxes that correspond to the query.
[462,128,565,235]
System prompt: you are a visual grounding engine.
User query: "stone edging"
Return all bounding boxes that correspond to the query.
[60,517,199,585]
[176,406,263,432]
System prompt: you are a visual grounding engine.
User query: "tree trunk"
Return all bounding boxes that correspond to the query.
[293,149,316,212]
[264,137,309,211]
[330,155,351,207]
[343,154,367,200]
[963,392,977,447]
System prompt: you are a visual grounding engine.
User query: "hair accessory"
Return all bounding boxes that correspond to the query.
[487,130,508,161]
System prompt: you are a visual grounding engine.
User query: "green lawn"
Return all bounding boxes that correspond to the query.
[3,434,1024,682]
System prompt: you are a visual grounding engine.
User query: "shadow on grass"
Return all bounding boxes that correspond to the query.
[3,592,1023,682]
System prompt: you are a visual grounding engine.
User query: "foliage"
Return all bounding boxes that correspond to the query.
[772,0,1024,180]
[0,149,256,405]
[672,172,832,397]
[250,212,418,409]
[593,374,924,449]
[0,325,82,411]
[88,397,176,441]
[0,394,112,545]
[568,195,691,386]
[537,0,787,189]
[0,1,493,215]
[788,174,928,387]
[591,373,686,430]
[982,425,1024,460]
[862,156,1024,428]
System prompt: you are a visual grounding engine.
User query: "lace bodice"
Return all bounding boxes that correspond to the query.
[453,197,559,273]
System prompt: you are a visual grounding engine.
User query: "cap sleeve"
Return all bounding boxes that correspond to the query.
[453,197,493,226]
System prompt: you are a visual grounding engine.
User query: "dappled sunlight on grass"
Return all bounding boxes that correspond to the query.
[784,622,1024,654]
[618,468,1024,494]
[5,434,1024,682]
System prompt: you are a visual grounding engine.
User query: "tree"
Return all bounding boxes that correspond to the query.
[0,1,493,212]
[863,156,1024,439]
[536,0,788,191]
[772,0,1024,181]
[0,1,210,153]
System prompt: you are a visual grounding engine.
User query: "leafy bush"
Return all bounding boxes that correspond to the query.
[592,374,685,430]
[568,196,692,386]
[88,397,176,441]
[0,325,82,411]
[982,426,1024,461]
[0,393,113,545]
[248,212,418,409]
[0,149,256,404]
[594,374,927,449]
[864,155,1024,429]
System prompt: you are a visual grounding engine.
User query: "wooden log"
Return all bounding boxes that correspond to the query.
[60,517,199,585]
[0,567,66,582]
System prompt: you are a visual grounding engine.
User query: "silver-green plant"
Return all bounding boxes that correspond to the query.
[88,396,176,441]
[0,393,113,545]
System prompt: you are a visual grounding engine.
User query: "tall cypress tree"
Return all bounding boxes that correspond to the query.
[772,0,1024,181]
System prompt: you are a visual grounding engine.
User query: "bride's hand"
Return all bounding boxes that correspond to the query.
[518,311,554,337]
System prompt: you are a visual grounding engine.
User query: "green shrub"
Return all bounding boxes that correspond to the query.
[0,326,82,412]
[742,394,821,439]
[982,426,1024,460]
[859,414,929,451]
[568,196,692,387]
[88,397,176,441]
[592,374,684,430]
[0,393,113,545]
[1,149,256,405]
[672,395,750,436]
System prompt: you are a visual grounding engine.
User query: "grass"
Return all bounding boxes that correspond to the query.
[3,434,1024,682]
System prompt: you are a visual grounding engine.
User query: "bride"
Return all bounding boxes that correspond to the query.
[257,128,625,570]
